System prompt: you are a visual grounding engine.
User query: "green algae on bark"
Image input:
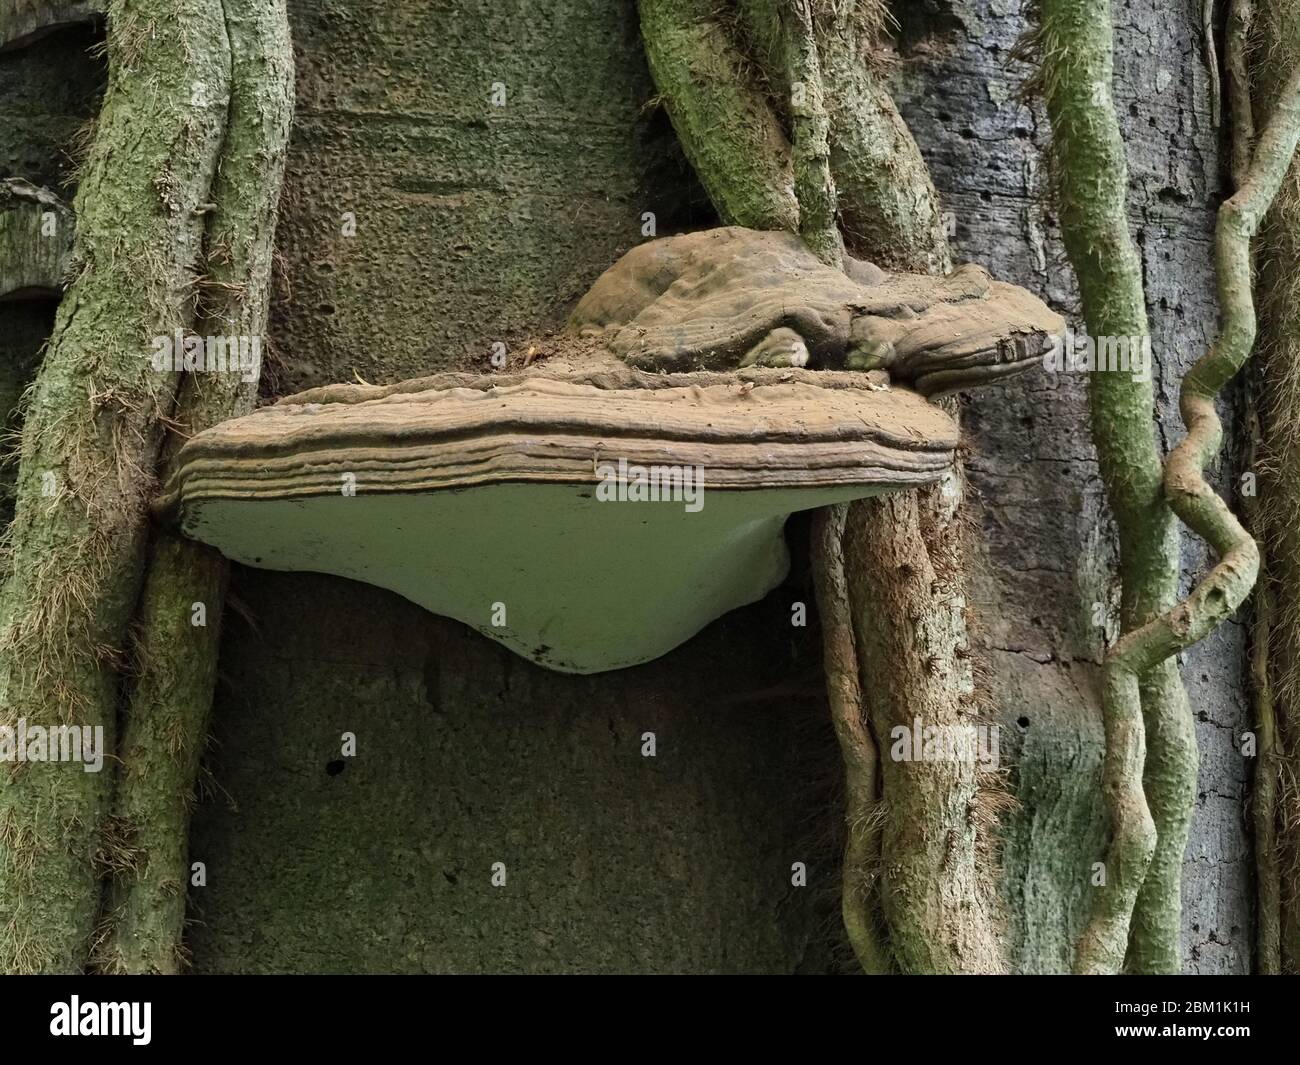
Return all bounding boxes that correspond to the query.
[637,0,799,233]
[0,0,231,973]
[1032,0,1191,975]
[94,0,294,974]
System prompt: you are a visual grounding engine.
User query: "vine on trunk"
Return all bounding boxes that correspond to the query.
[0,0,232,974]
[93,0,294,974]
[637,0,1005,973]
[1030,0,1194,975]
[1033,0,1300,974]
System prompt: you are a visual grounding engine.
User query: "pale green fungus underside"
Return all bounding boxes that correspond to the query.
[182,483,883,673]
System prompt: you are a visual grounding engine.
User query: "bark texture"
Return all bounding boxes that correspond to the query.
[1033,0,1192,975]
[0,0,1257,974]
[811,503,888,973]
[637,0,799,232]
[845,480,1006,973]
[637,0,1005,973]
[889,0,1249,972]
[181,0,841,973]
[1250,0,1300,976]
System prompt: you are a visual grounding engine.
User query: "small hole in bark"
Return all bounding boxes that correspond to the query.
[318,304,336,315]
[1017,716,1030,728]
[326,759,346,776]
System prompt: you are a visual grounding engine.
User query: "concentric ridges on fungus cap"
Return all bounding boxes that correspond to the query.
[158,367,959,512]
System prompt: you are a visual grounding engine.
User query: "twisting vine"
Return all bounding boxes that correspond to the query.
[1027,0,1191,974]
[1085,66,1300,971]
[1035,0,1300,973]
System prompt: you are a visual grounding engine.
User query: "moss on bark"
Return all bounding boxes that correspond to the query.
[94,0,293,974]
[637,0,799,232]
[1032,0,1191,974]
[1250,0,1300,976]
[0,0,231,973]
[811,503,888,973]
[635,0,1005,974]
[1037,0,1300,975]
[844,484,1006,973]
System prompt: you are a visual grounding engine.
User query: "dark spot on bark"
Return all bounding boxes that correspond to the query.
[326,759,345,776]
[422,648,442,714]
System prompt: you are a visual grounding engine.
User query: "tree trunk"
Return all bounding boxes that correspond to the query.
[181,0,839,974]
[0,0,1265,973]
[889,0,1251,972]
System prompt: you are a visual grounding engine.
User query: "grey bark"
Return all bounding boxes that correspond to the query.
[889,0,1250,971]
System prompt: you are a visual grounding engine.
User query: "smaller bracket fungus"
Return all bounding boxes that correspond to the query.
[158,227,1061,674]
[0,179,73,299]
[0,0,103,51]
[570,227,1062,396]
[157,358,958,673]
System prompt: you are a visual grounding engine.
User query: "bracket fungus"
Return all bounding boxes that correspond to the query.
[0,179,73,299]
[158,227,1062,674]
[0,0,103,51]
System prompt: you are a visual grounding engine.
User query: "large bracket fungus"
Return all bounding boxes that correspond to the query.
[158,227,1062,673]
